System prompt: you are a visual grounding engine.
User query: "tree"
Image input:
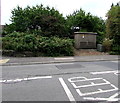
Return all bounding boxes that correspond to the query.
[3,5,68,37]
[66,9,105,43]
[106,3,120,54]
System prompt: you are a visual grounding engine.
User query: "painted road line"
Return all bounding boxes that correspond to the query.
[111,61,118,63]
[114,72,120,75]
[75,80,118,96]
[0,59,9,64]
[90,70,119,75]
[71,78,110,88]
[55,63,74,66]
[68,76,118,97]
[68,77,107,83]
[76,84,118,96]
[59,78,76,102]
[0,76,52,83]
[54,57,74,60]
[27,76,52,80]
[84,92,120,101]
[0,80,3,83]
[109,92,120,100]
[83,97,120,102]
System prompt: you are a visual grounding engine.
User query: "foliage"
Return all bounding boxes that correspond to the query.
[3,6,106,41]
[102,38,113,52]
[3,5,68,37]
[66,9,106,43]
[2,4,110,57]
[37,36,74,56]
[2,32,37,52]
[2,32,74,56]
[106,3,120,54]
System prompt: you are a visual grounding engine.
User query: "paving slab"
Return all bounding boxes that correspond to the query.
[1,55,119,66]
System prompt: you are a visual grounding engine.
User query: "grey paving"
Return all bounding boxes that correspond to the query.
[2,55,119,66]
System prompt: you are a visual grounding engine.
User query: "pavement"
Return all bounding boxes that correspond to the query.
[1,55,119,66]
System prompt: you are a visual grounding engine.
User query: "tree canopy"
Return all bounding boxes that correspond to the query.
[3,5,106,44]
[66,9,105,43]
[2,4,109,56]
[3,5,68,37]
[106,3,120,54]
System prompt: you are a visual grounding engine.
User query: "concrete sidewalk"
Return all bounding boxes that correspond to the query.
[1,55,119,66]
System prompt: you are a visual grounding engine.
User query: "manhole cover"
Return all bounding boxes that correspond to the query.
[56,64,84,69]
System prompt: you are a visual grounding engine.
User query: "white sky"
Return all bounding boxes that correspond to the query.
[1,0,119,25]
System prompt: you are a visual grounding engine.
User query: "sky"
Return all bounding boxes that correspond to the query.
[1,0,119,25]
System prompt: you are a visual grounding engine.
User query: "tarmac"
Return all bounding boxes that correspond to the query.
[1,55,119,66]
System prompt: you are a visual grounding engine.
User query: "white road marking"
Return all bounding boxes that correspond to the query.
[55,63,74,66]
[114,72,120,75]
[54,57,74,60]
[59,78,76,102]
[83,97,120,101]
[0,80,3,83]
[27,76,52,80]
[111,61,118,63]
[90,70,119,75]
[109,92,120,100]
[68,76,118,96]
[0,59,9,64]
[84,91,120,101]
[0,76,52,83]
[68,77,87,83]
[76,85,118,96]
[71,78,110,88]
[68,77,108,83]
[75,81,118,96]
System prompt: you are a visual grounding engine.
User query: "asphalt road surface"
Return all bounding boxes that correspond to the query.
[1,60,120,102]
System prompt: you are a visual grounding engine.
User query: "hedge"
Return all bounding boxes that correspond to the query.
[2,32,74,56]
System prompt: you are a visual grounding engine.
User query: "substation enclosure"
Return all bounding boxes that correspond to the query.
[74,32,97,49]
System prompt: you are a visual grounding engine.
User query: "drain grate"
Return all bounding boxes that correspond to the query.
[56,64,84,69]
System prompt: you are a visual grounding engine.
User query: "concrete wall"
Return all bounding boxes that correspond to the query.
[74,32,97,49]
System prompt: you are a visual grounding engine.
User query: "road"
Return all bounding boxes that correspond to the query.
[1,60,120,102]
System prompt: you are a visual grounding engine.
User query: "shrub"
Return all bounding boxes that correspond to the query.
[37,36,74,56]
[2,32,74,56]
[102,38,113,52]
[111,44,120,54]
[2,32,37,52]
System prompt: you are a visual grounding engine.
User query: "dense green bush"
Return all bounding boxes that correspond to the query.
[2,32,37,52]
[37,36,74,56]
[2,32,74,56]
[102,38,113,52]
